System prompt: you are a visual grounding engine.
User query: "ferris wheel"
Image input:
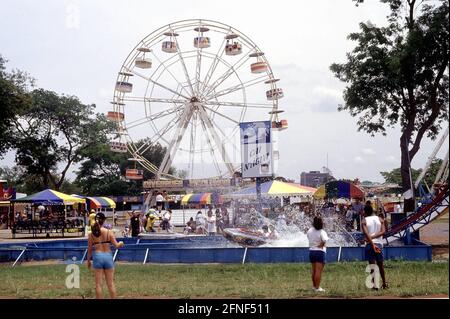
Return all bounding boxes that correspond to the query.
[108,19,287,180]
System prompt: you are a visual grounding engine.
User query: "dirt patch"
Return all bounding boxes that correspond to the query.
[14,260,66,267]
[432,246,449,260]
[420,217,449,246]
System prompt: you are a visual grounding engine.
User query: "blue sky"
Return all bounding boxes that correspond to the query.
[1,0,447,182]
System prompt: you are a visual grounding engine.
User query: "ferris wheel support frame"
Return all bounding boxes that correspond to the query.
[157,103,195,178]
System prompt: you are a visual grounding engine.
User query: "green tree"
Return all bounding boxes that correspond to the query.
[0,165,46,194]
[75,120,172,195]
[0,166,23,187]
[0,55,33,154]
[331,0,449,211]
[380,158,444,188]
[12,89,104,190]
[380,167,421,185]
[59,179,82,195]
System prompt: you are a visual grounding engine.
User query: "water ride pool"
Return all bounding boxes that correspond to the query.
[0,235,432,265]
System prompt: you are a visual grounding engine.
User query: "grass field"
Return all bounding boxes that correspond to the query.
[0,261,448,298]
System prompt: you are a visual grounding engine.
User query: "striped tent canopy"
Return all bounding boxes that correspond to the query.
[228,180,316,197]
[12,189,86,205]
[313,180,365,199]
[181,193,223,205]
[72,195,116,210]
[87,197,116,210]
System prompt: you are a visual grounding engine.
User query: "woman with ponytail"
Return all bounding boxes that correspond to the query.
[87,212,124,298]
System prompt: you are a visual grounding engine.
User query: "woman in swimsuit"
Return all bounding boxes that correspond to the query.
[87,212,124,298]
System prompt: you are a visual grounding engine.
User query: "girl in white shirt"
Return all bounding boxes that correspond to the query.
[306,216,329,292]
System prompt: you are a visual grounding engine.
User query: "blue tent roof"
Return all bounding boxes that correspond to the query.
[232,181,273,196]
[12,189,86,205]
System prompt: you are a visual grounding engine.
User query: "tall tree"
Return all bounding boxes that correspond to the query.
[13,89,104,190]
[0,55,33,154]
[331,0,449,212]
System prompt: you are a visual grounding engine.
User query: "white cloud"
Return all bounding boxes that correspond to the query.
[353,156,365,164]
[312,86,342,99]
[384,155,397,164]
[361,148,376,156]
[98,88,111,98]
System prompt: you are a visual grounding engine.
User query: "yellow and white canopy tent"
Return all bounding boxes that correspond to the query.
[12,189,86,219]
[227,180,317,198]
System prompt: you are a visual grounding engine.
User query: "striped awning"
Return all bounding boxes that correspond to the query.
[181,193,222,205]
[71,195,116,209]
[87,197,116,209]
[228,180,316,197]
[313,181,365,199]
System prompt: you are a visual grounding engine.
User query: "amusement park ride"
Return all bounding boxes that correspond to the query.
[107,19,288,182]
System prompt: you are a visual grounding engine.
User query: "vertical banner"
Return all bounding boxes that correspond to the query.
[239,121,273,178]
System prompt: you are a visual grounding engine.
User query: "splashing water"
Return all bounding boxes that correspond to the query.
[230,200,358,247]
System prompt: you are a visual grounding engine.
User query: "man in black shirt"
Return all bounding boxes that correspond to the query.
[129,211,141,237]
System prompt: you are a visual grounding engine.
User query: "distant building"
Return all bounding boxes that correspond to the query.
[300,170,335,188]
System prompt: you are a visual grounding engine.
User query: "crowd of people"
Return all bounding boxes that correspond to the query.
[320,198,388,233]
[11,206,86,236]
[184,206,230,235]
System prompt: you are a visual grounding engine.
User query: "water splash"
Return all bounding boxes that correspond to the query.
[229,200,358,247]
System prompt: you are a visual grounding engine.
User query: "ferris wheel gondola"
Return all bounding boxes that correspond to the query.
[135,48,152,69]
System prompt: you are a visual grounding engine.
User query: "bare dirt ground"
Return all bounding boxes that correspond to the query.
[420,214,449,245]
[420,213,449,260]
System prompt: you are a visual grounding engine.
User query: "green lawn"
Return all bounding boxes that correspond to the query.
[0,261,448,298]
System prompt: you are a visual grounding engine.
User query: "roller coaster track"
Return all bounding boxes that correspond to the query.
[384,184,449,244]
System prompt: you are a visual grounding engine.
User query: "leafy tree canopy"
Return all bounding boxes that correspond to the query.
[0,55,34,154]
[331,0,448,211]
[380,158,444,187]
[76,131,172,196]
[12,89,103,190]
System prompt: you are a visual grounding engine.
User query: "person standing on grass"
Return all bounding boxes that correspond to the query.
[307,216,329,292]
[87,212,124,299]
[361,204,388,290]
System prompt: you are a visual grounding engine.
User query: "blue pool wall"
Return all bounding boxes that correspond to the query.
[0,236,432,264]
